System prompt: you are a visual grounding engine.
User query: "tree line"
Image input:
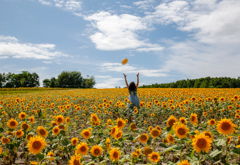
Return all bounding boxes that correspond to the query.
[0,71,95,88]
[139,77,240,88]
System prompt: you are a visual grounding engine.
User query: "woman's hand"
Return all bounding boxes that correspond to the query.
[137,72,139,77]
[123,73,127,78]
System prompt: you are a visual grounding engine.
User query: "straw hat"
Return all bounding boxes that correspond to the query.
[122,58,128,65]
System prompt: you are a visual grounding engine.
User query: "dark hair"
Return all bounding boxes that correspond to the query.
[129,81,136,91]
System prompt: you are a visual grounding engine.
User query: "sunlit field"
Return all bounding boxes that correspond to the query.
[0,88,240,165]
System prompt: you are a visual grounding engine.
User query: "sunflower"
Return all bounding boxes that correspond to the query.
[235,114,240,119]
[51,121,58,127]
[190,113,198,125]
[110,126,118,137]
[30,116,34,124]
[52,127,60,135]
[56,115,64,124]
[136,148,141,156]
[107,119,113,128]
[149,126,153,131]
[115,130,123,140]
[7,118,18,129]
[15,129,24,138]
[30,161,38,165]
[143,146,152,156]
[1,137,10,144]
[47,151,55,161]
[179,117,187,124]
[90,145,103,157]
[71,137,78,146]
[138,133,149,143]
[65,117,70,124]
[68,154,82,165]
[106,138,111,151]
[167,134,175,144]
[130,123,137,131]
[175,124,189,139]
[19,112,27,120]
[207,119,216,126]
[109,148,120,162]
[192,133,212,153]
[132,152,138,159]
[148,151,160,163]
[75,142,89,155]
[203,131,214,140]
[203,112,207,116]
[37,126,48,138]
[21,122,30,131]
[150,129,161,138]
[217,118,237,135]
[27,136,47,155]
[0,146,2,154]
[166,115,178,128]
[81,129,91,139]
[116,118,125,130]
[227,136,232,144]
[26,134,34,140]
[178,159,191,165]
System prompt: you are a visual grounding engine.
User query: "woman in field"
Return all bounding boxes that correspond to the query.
[123,73,140,115]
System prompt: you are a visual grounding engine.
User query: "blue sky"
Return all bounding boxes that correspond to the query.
[1,0,240,88]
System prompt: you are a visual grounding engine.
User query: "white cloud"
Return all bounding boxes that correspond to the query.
[147,0,240,45]
[38,0,51,6]
[161,40,240,78]
[43,61,53,64]
[0,35,68,60]
[99,63,168,77]
[94,77,123,88]
[0,35,18,42]
[133,0,155,10]
[84,11,163,51]
[38,0,82,13]
[0,56,8,59]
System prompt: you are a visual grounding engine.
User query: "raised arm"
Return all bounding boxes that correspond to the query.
[123,73,129,88]
[136,72,139,88]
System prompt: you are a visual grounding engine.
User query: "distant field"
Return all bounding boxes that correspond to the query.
[0,88,239,164]
[0,87,71,95]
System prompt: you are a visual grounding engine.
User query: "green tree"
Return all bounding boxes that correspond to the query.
[43,79,51,87]
[58,71,83,88]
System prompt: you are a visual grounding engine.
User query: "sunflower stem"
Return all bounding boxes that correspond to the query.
[226,140,228,164]
[199,153,201,165]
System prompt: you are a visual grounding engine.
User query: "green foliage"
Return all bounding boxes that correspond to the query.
[43,71,95,88]
[139,76,240,88]
[0,71,40,87]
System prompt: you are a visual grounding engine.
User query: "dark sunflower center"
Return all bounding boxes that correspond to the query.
[80,146,86,152]
[73,159,80,165]
[191,116,195,121]
[94,149,100,154]
[152,130,159,137]
[152,155,157,160]
[10,121,16,127]
[113,152,118,158]
[57,118,63,123]
[39,129,46,135]
[32,141,42,150]
[197,138,207,148]
[22,124,28,129]
[141,135,147,141]
[178,128,186,135]
[168,119,175,126]
[221,122,231,130]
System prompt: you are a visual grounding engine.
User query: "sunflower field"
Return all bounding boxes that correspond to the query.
[0,88,240,165]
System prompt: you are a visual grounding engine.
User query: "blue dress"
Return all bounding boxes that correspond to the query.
[127,88,140,114]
